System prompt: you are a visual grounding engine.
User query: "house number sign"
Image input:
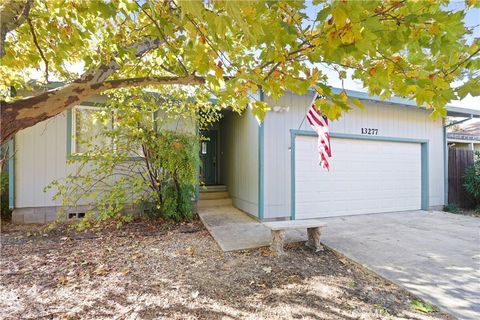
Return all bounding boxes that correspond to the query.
[361,128,379,135]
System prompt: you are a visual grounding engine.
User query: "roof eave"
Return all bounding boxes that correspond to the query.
[308,87,479,118]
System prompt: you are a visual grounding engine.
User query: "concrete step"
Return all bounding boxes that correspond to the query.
[199,191,230,200]
[198,198,233,208]
[201,185,227,192]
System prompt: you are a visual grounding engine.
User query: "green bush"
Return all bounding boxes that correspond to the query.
[1,171,11,220]
[464,159,480,205]
[46,89,217,228]
[443,203,459,213]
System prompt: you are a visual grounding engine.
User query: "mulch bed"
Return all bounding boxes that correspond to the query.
[0,218,451,320]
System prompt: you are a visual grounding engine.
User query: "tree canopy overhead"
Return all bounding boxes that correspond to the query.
[1,0,479,144]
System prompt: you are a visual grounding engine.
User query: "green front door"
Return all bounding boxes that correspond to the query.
[200,130,217,185]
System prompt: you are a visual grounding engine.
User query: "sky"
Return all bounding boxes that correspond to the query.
[30,1,479,110]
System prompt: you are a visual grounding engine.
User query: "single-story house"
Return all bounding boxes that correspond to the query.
[447,120,480,151]
[7,88,480,223]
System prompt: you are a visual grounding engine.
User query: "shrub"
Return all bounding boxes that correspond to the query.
[1,171,11,220]
[46,88,219,228]
[443,203,459,213]
[464,158,480,205]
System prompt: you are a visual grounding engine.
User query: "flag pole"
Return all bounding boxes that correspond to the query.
[297,90,320,130]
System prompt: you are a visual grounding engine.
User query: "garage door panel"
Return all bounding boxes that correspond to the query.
[295,136,422,219]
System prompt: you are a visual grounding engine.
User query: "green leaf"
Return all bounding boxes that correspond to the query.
[251,100,270,122]
[350,98,365,109]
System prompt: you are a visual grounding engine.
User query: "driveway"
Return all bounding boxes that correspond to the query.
[321,210,480,320]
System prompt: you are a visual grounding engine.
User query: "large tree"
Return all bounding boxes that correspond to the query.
[1,0,479,144]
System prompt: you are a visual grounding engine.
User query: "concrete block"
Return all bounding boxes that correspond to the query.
[23,207,45,224]
[11,209,25,224]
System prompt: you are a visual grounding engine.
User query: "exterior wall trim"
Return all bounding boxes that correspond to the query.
[289,129,430,220]
[258,88,265,220]
[66,109,72,158]
[443,119,448,205]
[8,137,15,209]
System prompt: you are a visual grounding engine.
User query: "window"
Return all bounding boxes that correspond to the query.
[70,105,148,158]
[72,105,113,154]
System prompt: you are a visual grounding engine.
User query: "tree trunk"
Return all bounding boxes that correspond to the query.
[172,172,182,217]
[0,75,204,144]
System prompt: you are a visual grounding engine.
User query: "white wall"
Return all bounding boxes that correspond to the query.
[15,111,71,208]
[220,111,259,217]
[264,92,445,219]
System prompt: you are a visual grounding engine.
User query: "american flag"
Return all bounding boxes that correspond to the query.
[306,93,331,171]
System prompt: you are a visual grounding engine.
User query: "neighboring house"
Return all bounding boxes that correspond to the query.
[447,120,480,151]
[7,88,480,223]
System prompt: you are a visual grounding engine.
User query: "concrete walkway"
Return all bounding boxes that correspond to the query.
[198,205,306,251]
[198,207,480,320]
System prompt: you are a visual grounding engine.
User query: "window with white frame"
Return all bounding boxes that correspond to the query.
[71,105,152,157]
[72,105,113,154]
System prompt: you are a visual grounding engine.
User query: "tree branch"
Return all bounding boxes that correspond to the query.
[135,1,190,75]
[1,37,167,144]
[444,47,480,76]
[27,17,49,83]
[0,75,205,144]
[79,37,165,83]
[0,0,33,57]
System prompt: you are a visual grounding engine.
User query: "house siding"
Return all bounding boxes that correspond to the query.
[220,111,259,217]
[263,92,445,219]
[13,97,197,223]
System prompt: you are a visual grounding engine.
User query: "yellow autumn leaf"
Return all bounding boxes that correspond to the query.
[340,30,355,45]
[332,6,347,28]
[428,24,440,35]
[467,0,477,8]
[406,85,417,94]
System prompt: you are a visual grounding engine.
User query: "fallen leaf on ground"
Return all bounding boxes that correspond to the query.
[93,264,109,275]
[58,276,69,285]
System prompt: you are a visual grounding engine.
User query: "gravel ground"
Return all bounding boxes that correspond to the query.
[0,219,452,320]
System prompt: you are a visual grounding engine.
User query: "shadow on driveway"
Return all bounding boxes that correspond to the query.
[321,210,480,320]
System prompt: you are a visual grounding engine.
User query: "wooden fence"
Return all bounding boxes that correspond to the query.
[448,148,475,208]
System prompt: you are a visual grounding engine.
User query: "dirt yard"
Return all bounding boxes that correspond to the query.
[1,219,451,320]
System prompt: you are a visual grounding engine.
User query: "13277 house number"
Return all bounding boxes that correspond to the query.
[361,128,379,135]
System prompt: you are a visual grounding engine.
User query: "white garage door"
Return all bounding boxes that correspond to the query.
[295,136,422,219]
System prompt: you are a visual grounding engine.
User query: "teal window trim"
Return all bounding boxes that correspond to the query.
[258,88,265,220]
[290,129,430,220]
[8,137,15,209]
[66,109,73,158]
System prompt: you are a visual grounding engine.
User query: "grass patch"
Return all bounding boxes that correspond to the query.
[375,304,392,317]
[410,299,435,313]
[443,203,460,213]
